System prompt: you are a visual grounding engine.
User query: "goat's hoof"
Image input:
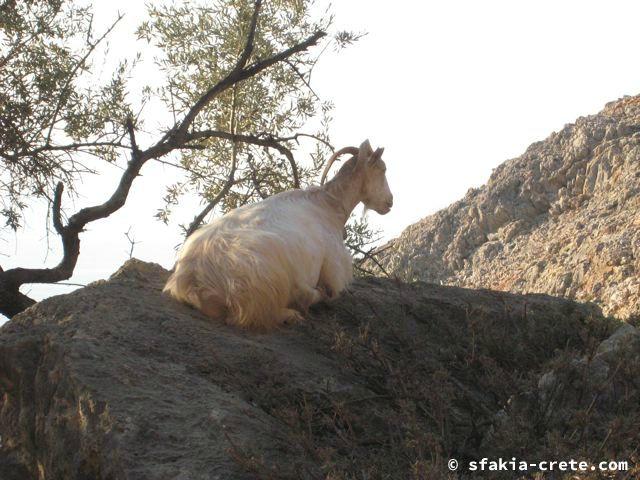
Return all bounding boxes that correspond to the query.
[317,285,335,301]
[278,308,305,325]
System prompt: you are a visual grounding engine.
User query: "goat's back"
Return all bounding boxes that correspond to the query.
[164,189,346,328]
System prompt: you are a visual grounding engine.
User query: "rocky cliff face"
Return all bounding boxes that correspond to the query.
[376,95,640,319]
[1,260,639,479]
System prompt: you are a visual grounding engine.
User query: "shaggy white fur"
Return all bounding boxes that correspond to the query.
[164,139,392,329]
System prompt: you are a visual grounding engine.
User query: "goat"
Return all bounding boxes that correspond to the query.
[163,139,393,329]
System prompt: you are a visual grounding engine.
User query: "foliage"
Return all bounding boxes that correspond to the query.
[136,0,340,230]
[0,0,379,318]
[343,214,387,277]
[0,0,134,230]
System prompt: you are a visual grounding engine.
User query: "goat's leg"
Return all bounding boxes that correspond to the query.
[318,257,351,302]
[198,292,229,321]
[291,285,323,312]
[315,284,334,301]
[275,308,305,325]
[200,301,228,321]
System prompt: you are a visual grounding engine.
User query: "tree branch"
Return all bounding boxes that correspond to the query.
[169,0,262,143]
[125,115,140,157]
[247,154,268,200]
[171,28,325,144]
[124,227,138,259]
[0,142,151,317]
[0,287,36,318]
[272,132,334,150]
[52,182,64,235]
[185,130,300,188]
[242,31,326,79]
[45,14,124,145]
[284,59,321,102]
[350,244,393,278]
[0,181,81,312]
[2,141,126,163]
[236,0,261,70]
[185,175,237,238]
[0,10,326,319]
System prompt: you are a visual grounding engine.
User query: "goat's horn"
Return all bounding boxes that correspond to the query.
[320,146,359,185]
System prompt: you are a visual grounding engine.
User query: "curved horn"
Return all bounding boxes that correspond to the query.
[320,146,359,185]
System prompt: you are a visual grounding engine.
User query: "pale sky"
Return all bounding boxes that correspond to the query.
[2,0,640,320]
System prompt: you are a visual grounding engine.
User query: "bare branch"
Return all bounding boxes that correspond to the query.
[272,132,333,150]
[273,142,299,188]
[124,227,138,258]
[154,158,211,181]
[51,282,86,288]
[351,244,394,278]
[284,59,321,102]
[179,143,209,151]
[0,141,152,310]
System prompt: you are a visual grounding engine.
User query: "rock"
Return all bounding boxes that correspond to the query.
[2,260,639,478]
[373,94,640,320]
[595,322,640,359]
[533,322,640,432]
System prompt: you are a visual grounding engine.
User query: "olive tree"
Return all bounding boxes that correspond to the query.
[0,0,371,319]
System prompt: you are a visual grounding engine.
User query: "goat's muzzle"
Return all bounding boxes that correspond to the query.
[378,199,393,215]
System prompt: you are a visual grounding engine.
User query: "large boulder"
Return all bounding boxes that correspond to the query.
[1,259,638,479]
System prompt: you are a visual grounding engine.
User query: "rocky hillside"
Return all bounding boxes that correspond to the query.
[1,259,639,479]
[376,95,640,319]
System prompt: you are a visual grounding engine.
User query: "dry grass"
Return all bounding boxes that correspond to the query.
[221,279,639,479]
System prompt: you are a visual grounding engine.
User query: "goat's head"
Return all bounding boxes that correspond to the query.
[320,139,393,215]
[356,139,393,215]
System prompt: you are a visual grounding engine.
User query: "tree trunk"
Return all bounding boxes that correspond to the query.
[0,283,36,319]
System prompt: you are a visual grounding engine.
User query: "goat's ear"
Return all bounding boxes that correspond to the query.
[368,147,384,165]
[358,139,373,161]
[369,148,384,165]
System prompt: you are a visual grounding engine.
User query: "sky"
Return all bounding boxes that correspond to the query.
[2,0,640,319]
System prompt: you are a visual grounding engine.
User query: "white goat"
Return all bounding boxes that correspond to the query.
[163,139,393,329]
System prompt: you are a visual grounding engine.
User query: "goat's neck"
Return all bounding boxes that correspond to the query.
[322,175,363,225]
